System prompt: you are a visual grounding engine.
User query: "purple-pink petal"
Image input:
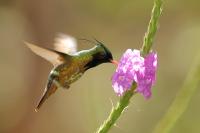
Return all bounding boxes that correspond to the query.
[111,49,157,99]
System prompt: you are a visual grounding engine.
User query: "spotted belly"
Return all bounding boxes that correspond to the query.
[58,72,83,89]
[52,62,86,89]
[56,66,84,89]
[67,72,83,84]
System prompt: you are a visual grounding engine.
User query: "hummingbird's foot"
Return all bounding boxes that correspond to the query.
[63,84,70,89]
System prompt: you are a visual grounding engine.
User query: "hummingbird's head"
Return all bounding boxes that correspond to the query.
[85,40,118,70]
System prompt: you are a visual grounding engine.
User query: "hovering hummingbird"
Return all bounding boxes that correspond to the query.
[25,34,118,111]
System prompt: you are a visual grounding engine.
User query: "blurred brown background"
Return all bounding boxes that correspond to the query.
[1,0,200,133]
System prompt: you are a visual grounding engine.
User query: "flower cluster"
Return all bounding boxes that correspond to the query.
[112,49,157,99]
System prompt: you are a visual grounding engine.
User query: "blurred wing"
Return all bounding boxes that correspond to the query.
[25,42,65,66]
[54,33,77,55]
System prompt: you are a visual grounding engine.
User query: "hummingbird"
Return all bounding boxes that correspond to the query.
[25,34,118,111]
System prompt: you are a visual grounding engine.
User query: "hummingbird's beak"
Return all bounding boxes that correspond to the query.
[110,60,119,66]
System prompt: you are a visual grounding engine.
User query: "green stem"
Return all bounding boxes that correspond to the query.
[96,83,137,133]
[141,0,163,56]
[153,54,200,133]
[96,0,163,133]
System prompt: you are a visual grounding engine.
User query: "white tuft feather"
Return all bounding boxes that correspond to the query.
[54,33,77,54]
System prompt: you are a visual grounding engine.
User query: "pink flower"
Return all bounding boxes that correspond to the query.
[111,49,157,98]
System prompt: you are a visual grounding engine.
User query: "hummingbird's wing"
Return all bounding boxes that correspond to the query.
[25,42,67,66]
[54,33,77,55]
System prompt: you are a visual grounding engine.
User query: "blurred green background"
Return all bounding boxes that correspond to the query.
[1,0,200,133]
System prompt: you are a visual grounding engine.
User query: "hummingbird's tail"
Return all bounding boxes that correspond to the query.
[35,90,48,112]
[35,79,58,112]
